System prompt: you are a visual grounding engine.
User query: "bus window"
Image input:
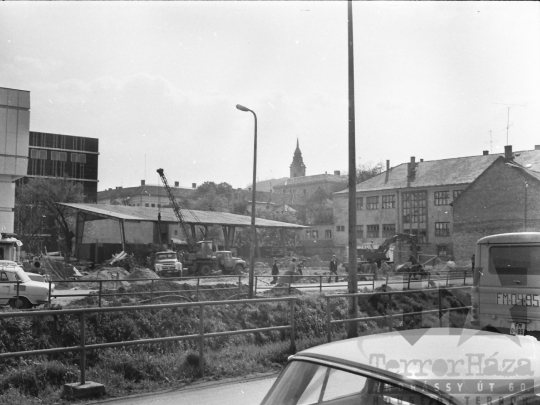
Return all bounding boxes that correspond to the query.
[489,246,540,276]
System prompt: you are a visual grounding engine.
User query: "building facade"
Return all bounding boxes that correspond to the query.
[452,154,540,262]
[27,131,99,202]
[333,147,540,265]
[0,87,30,235]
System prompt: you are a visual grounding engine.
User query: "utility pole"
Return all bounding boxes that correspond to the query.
[347,0,359,339]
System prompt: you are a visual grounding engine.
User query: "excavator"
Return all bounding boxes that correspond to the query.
[345,233,421,272]
[156,168,217,276]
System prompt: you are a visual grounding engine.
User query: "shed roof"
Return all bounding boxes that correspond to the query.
[274,173,347,188]
[60,203,307,229]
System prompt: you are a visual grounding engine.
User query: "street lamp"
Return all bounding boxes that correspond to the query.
[236,104,257,299]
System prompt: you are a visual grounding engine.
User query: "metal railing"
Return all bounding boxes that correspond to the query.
[0,296,297,384]
[324,285,472,342]
[254,273,376,294]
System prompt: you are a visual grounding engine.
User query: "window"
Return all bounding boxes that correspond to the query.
[366,196,379,210]
[325,230,332,239]
[145,203,149,207]
[71,153,87,163]
[303,189,306,195]
[382,195,395,209]
[437,245,448,256]
[306,230,319,239]
[402,191,427,243]
[453,190,463,200]
[356,225,364,238]
[157,204,161,208]
[356,197,363,210]
[151,204,155,207]
[312,230,318,239]
[435,222,450,236]
[366,224,379,238]
[336,225,345,232]
[30,149,47,159]
[434,191,450,206]
[51,151,67,161]
[383,224,396,238]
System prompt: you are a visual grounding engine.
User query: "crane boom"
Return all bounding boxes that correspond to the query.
[156,168,195,251]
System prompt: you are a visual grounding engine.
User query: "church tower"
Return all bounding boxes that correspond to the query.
[289,139,306,178]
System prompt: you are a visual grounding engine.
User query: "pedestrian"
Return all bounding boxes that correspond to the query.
[289,257,297,274]
[297,259,306,276]
[271,259,279,284]
[371,260,379,281]
[328,255,338,283]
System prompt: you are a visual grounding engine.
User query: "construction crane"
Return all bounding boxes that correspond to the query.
[156,168,217,276]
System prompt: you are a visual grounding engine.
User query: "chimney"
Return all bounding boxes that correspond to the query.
[141,180,145,186]
[174,181,179,187]
[408,156,416,177]
[535,145,540,150]
[386,160,390,171]
[504,145,513,160]
[334,170,340,175]
[483,150,489,155]
[192,183,196,189]
[420,159,423,162]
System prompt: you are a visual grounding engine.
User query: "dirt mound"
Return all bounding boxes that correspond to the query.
[126,267,159,280]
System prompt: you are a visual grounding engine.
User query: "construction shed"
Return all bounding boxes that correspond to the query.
[60,203,307,263]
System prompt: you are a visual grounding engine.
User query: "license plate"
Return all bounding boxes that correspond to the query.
[510,322,525,335]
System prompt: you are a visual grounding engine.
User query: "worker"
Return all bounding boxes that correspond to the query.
[328,255,338,283]
[371,260,379,281]
[297,259,306,276]
[271,259,279,284]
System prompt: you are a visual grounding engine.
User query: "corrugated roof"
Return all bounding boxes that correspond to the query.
[336,149,540,194]
[60,203,307,229]
[274,173,348,188]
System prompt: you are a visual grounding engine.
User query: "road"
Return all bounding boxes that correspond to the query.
[95,374,277,405]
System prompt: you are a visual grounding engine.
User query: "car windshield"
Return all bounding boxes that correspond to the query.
[261,361,445,405]
[14,268,31,283]
[157,253,176,260]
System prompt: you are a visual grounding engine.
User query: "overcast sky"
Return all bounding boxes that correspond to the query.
[1,1,539,191]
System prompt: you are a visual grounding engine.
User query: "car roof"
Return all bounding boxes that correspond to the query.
[477,232,540,244]
[293,328,540,390]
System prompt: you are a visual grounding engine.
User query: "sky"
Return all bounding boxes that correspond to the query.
[1,1,539,192]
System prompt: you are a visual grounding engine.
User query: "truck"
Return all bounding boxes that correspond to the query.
[215,251,246,274]
[0,260,54,309]
[157,168,218,276]
[153,250,183,277]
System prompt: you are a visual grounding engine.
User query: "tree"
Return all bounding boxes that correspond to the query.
[15,178,85,260]
[299,188,333,225]
[356,161,384,184]
[192,181,233,212]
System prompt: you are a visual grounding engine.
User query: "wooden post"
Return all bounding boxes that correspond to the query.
[222,226,229,250]
[280,228,286,257]
[80,312,86,385]
[119,220,126,252]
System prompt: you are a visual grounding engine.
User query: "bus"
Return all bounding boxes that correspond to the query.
[471,232,540,338]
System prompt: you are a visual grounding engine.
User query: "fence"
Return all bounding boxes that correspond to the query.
[324,285,472,342]
[0,296,297,385]
[46,268,472,308]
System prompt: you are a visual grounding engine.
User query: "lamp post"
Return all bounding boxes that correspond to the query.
[236,104,257,299]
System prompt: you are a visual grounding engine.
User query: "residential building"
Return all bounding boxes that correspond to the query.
[333,146,540,265]
[452,149,540,262]
[26,131,99,202]
[97,180,195,208]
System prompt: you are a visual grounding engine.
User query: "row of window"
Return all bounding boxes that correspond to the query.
[30,149,87,163]
[305,230,333,239]
[356,190,463,211]
[336,222,451,238]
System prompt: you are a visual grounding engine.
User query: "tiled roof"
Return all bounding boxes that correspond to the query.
[274,173,348,188]
[97,185,194,201]
[336,149,540,194]
[254,177,288,192]
[59,203,307,229]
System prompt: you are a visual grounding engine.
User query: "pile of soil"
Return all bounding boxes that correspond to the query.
[125,267,160,283]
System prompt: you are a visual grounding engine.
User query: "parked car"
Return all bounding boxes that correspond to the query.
[260,328,540,405]
[0,260,54,309]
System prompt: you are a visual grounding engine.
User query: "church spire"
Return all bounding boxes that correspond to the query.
[290,138,306,178]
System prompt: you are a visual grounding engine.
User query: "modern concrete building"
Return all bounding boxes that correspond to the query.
[0,87,30,234]
[333,146,540,265]
[26,131,99,202]
[0,87,30,260]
